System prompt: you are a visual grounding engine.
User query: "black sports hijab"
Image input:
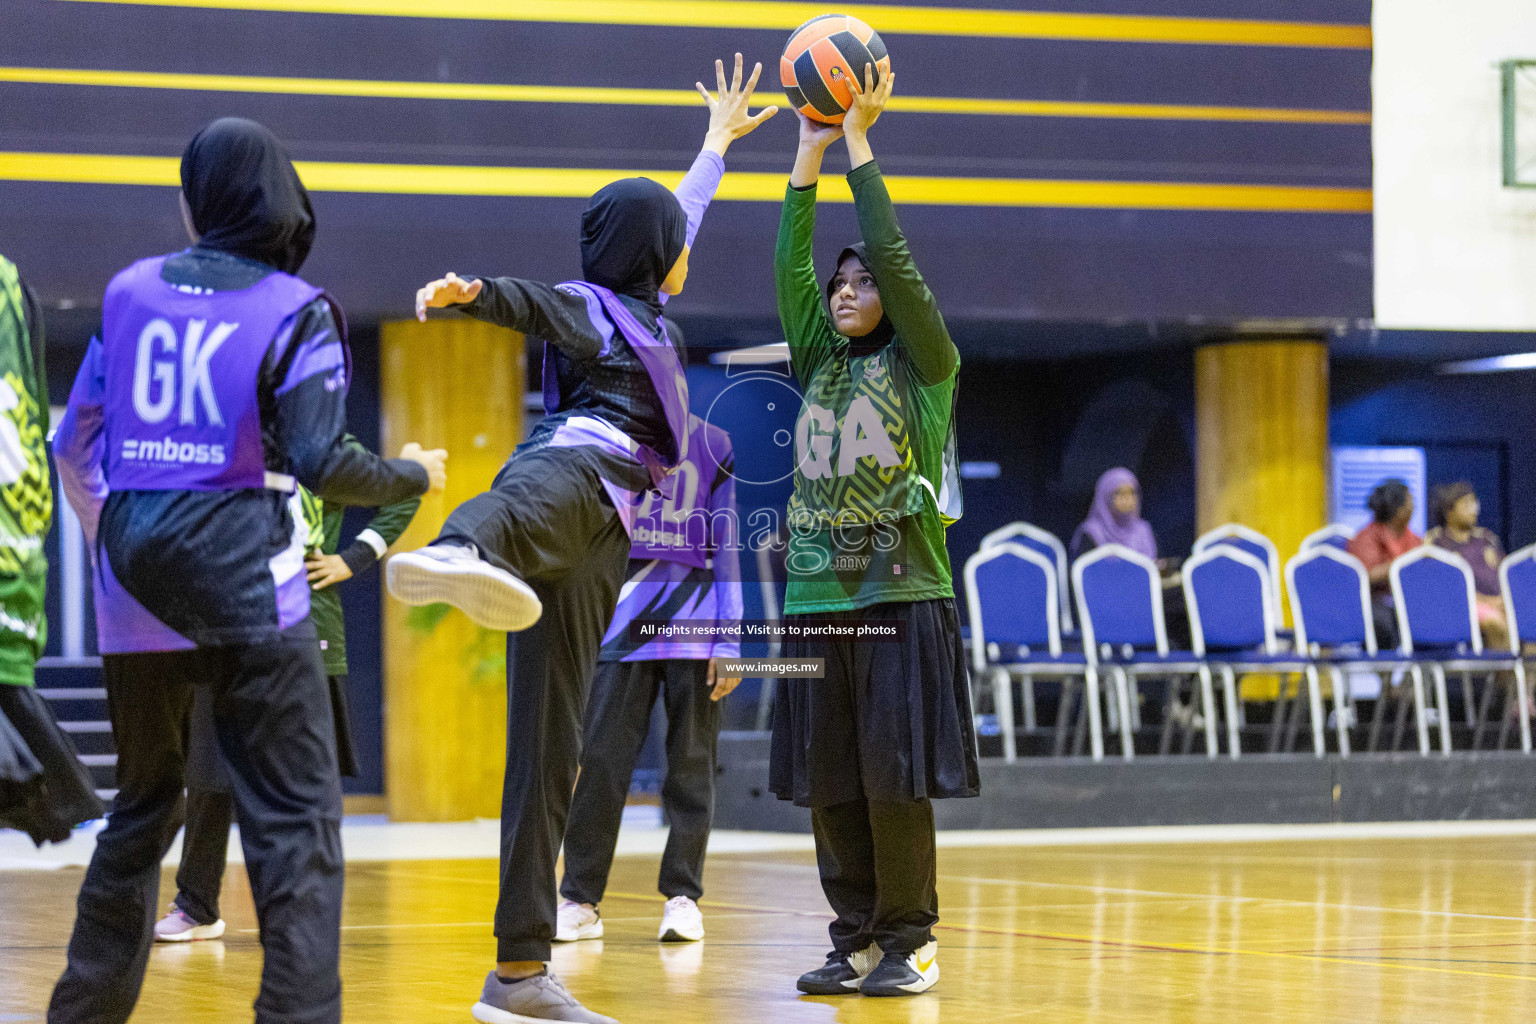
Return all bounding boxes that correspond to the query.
[180,117,316,276]
[580,177,687,309]
[827,243,895,356]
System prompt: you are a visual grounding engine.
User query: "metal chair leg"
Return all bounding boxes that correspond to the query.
[1053,677,1078,757]
[1281,674,1307,753]
[1517,660,1533,753]
[1158,674,1180,756]
[993,667,1016,763]
[1085,664,1106,762]
[1021,672,1037,732]
[1410,664,1431,756]
[1329,666,1351,757]
[1368,672,1389,752]
[1114,667,1135,761]
[1220,665,1242,759]
[1268,673,1291,753]
[1431,664,1452,756]
[1129,676,1144,730]
[1473,670,1498,750]
[1197,665,1219,759]
[1305,666,1325,757]
[1461,672,1476,728]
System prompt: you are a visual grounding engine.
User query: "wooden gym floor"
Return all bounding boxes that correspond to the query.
[5,833,1536,1023]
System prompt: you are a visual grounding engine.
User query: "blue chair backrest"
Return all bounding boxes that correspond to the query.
[980,522,1073,632]
[1302,524,1354,552]
[1287,547,1372,650]
[1185,549,1271,653]
[966,544,1055,659]
[1074,546,1161,650]
[1209,535,1270,569]
[1393,548,1475,651]
[1501,546,1536,648]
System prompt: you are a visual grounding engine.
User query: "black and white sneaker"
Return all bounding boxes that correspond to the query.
[796,945,881,995]
[860,940,939,996]
[387,544,542,632]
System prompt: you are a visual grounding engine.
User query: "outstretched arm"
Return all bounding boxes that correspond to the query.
[843,64,957,385]
[777,113,845,382]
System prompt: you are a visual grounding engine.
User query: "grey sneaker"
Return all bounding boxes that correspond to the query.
[387,544,542,632]
[470,970,618,1024]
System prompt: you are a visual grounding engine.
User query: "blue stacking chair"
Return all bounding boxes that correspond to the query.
[1301,524,1355,552]
[1286,545,1416,757]
[1194,523,1283,615]
[1503,546,1536,750]
[981,522,1074,635]
[1184,548,1316,757]
[1073,544,1209,759]
[1391,546,1531,754]
[964,543,1092,762]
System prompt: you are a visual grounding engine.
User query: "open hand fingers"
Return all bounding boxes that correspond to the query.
[715,58,727,98]
[744,60,763,98]
[696,81,714,108]
[747,106,779,129]
[731,51,744,94]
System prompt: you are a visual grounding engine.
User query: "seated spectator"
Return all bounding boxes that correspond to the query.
[1426,481,1509,651]
[1071,467,1187,645]
[1347,478,1421,649]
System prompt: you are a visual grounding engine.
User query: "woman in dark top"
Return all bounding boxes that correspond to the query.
[1426,481,1507,650]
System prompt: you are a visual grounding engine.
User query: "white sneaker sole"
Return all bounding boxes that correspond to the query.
[471,1002,577,1024]
[387,551,542,632]
[553,919,604,943]
[154,918,226,943]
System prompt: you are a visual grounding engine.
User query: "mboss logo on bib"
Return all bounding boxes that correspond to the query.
[124,316,239,465]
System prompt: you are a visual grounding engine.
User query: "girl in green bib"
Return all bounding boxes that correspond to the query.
[767,65,978,999]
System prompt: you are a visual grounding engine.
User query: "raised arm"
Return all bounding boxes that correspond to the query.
[777,114,846,382]
[843,65,957,385]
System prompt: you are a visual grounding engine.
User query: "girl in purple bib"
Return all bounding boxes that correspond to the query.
[386,55,774,1024]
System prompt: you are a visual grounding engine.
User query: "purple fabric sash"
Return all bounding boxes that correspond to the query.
[544,281,690,486]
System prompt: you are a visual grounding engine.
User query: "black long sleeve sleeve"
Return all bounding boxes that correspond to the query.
[266,299,429,508]
[461,277,606,360]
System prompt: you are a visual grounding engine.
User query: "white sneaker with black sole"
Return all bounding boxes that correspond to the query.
[860,940,939,996]
[658,896,703,942]
[554,899,603,943]
[386,544,542,632]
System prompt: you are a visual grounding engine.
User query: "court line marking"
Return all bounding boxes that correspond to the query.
[0,66,1371,126]
[0,151,1373,213]
[614,881,1536,981]
[50,0,1374,49]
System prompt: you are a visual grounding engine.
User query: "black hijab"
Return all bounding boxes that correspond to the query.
[180,118,316,276]
[581,177,687,310]
[826,243,895,356]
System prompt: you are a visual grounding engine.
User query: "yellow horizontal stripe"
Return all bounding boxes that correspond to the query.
[53,0,1373,49]
[0,151,1373,213]
[0,66,1371,126]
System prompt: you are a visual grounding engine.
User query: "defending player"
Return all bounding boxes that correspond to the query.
[555,409,742,945]
[48,118,444,1024]
[154,438,421,943]
[768,67,977,998]
[387,56,773,1024]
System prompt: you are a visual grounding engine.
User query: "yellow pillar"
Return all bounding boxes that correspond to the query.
[1195,336,1328,637]
[380,317,523,822]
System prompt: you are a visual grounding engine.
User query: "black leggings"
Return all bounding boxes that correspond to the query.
[437,445,632,962]
[49,629,342,1024]
[560,658,720,905]
[812,797,938,956]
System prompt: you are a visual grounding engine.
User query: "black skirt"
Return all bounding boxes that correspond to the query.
[769,598,980,809]
[0,684,104,845]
